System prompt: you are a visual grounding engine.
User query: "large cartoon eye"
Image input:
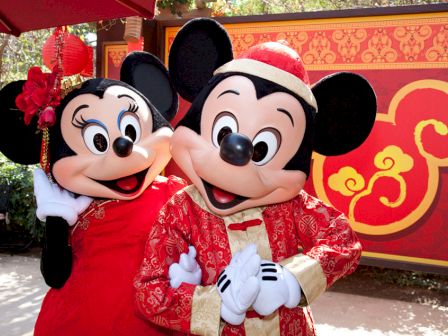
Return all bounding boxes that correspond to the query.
[252,128,281,165]
[212,112,238,147]
[83,124,109,155]
[119,113,141,143]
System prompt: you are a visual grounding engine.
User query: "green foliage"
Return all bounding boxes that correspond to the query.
[67,23,97,42]
[0,154,42,242]
[0,23,95,89]
[0,29,50,88]
[157,0,194,14]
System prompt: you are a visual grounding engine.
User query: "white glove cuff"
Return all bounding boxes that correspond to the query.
[283,267,301,309]
[36,202,78,226]
[220,302,245,326]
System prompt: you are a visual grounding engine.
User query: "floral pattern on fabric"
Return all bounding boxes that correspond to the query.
[135,187,361,336]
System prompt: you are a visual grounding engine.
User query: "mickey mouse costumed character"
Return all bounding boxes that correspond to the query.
[134,19,376,336]
[0,52,189,335]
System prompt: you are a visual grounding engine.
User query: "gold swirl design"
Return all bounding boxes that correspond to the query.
[231,34,256,57]
[314,80,448,236]
[361,28,397,63]
[394,25,432,61]
[303,32,336,64]
[164,13,448,70]
[347,145,414,221]
[414,119,448,165]
[257,33,275,44]
[426,25,448,62]
[332,29,367,62]
[328,146,413,223]
[328,167,365,197]
[374,145,414,172]
[276,31,308,53]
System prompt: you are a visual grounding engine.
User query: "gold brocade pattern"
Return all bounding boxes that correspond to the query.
[185,186,273,260]
[185,188,279,334]
[244,312,281,336]
[184,185,210,212]
[222,208,272,261]
[166,187,362,335]
[191,286,222,336]
[72,199,116,233]
[279,254,327,306]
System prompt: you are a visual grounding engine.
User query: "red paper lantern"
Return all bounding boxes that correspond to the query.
[80,46,94,78]
[42,31,89,76]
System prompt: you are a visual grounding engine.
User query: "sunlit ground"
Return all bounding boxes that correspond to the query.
[312,291,448,336]
[0,253,447,336]
[0,254,47,336]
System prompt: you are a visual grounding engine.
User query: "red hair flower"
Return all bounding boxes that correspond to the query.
[38,106,57,129]
[15,66,61,129]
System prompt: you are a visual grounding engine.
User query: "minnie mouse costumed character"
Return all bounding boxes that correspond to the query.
[0,52,191,335]
[134,18,377,336]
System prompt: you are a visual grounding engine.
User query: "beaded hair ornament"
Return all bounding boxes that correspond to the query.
[14,27,84,175]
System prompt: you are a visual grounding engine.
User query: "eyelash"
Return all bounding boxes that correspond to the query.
[128,102,139,113]
[72,102,139,129]
[72,115,89,129]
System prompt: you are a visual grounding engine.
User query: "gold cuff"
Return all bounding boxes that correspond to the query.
[280,254,327,305]
[244,311,280,336]
[191,285,222,336]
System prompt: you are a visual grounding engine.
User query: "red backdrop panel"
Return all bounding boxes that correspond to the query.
[163,11,448,271]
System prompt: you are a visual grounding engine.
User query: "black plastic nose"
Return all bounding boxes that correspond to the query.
[219,133,254,166]
[113,137,133,157]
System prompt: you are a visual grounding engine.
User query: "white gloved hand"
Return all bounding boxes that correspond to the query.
[252,260,301,316]
[169,246,202,288]
[217,244,261,325]
[34,168,93,226]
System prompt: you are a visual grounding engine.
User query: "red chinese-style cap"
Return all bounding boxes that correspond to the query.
[214,41,317,110]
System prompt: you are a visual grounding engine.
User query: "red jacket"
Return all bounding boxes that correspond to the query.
[135,185,361,336]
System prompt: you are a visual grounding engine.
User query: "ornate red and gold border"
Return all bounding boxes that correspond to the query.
[102,42,128,79]
[165,12,448,70]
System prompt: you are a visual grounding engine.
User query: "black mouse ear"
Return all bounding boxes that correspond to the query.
[312,72,377,156]
[168,18,233,103]
[0,80,42,164]
[120,51,178,121]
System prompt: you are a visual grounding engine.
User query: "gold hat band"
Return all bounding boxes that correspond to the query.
[214,59,317,110]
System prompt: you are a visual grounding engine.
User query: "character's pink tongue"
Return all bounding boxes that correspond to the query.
[212,186,236,204]
[116,175,138,191]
